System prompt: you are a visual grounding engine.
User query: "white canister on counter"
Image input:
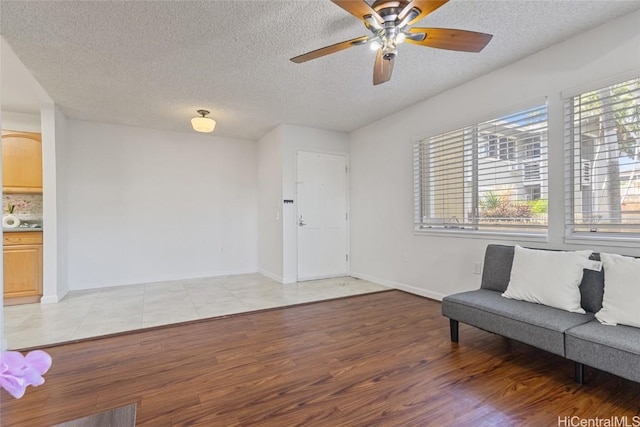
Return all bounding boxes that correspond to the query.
[3,214,21,229]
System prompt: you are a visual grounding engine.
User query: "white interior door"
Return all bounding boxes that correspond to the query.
[297,151,348,281]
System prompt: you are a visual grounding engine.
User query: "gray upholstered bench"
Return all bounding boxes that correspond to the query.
[441,244,640,384]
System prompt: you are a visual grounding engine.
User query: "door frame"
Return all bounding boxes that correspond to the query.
[295,150,350,281]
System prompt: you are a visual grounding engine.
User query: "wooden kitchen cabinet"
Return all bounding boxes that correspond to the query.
[2,130,43,193]
[3,231,43,305]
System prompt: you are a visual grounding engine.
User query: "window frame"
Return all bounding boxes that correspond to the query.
[563,76,640,244]
[413,102,549,238]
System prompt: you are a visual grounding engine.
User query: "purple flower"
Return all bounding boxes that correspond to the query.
[6,200,28,214]
[0,350,52,399]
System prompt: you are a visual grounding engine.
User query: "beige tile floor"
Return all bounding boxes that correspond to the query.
[3,274,388,350]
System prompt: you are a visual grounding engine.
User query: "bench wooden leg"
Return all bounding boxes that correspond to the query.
[450,319,459,343]
[574,362,584,384]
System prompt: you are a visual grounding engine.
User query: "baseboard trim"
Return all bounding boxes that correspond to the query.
[350,272,446,301]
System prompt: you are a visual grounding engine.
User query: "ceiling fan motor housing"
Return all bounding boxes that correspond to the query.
[371,1,419,59]
[372,0,420,21]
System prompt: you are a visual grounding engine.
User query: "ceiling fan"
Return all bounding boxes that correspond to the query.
[290,0,493,85]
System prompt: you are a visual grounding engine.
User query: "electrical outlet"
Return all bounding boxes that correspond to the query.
[473,262,482,275]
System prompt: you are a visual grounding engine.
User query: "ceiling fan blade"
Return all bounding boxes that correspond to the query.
[290,36,369,63]
[406,28,493,52]
[331,0,384,24]
[400,1,449,25]
[373,49,394,85]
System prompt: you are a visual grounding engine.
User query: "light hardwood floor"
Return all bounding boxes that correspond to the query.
[2,290,639,426]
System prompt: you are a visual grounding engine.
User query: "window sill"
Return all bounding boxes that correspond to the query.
[564,234,640,249]
[414,227,548,243]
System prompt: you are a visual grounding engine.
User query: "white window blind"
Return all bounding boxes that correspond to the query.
[414,104,548,233]
[564,77,640,235]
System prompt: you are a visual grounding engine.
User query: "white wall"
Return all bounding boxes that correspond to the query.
[257,126,284,281]
[349,10,640,300]
[54,106,69,298]
[65,120,258,290]
[0,37,52,114]
[1,111,41,132]
[41,104,69,302]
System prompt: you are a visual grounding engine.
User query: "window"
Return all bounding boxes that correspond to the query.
[564,77,640,236]
[523,135,541,159]
[414,104,548,233]
[525,184,541,201]
[486,136,516,161]
[523,162,541,182]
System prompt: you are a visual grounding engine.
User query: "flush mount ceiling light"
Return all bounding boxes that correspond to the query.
[191,109,216,133]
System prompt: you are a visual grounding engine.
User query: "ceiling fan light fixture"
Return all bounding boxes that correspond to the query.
[290,0,493,86]
[191,109,216,133]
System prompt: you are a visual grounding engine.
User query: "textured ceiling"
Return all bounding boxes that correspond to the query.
[1,0,640,140]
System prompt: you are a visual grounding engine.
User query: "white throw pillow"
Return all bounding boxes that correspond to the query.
[595,253,640,328]
[502,246,592,313]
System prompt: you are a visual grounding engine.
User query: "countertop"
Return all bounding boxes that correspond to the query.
[3,227,43,233]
